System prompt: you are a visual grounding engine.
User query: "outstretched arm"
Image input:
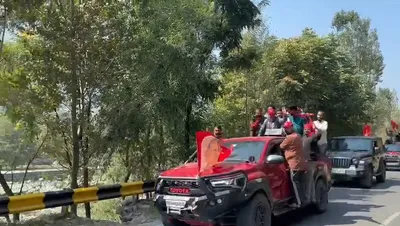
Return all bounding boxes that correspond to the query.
[280,136,291,150]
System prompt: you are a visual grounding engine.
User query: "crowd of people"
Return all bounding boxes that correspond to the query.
[250,105,328,152]
[250,105,329,207]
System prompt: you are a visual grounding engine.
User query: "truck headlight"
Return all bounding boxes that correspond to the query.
[155,178,163,192]
[351,158,359,167]
[209,173,247,188]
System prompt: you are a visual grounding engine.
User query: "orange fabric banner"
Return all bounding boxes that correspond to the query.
[195,131,232,173]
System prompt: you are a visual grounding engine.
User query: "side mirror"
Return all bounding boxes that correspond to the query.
[266,154,285,164]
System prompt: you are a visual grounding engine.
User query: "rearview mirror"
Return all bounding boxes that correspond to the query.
[266,154,285,164]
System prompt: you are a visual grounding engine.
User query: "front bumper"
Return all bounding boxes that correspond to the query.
[331,166,366,181]
[155,188,246,223]
[386,161,400,169]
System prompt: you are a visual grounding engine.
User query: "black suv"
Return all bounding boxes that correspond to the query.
[326,136,386,188]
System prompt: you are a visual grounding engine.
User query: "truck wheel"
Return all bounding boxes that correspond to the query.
[360,166,373,188]
[237,193,271,226]
[312,179,328,214]
[376,163,386,183]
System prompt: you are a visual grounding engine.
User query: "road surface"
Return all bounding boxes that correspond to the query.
[149,171,400,226]
[276,171,400,226]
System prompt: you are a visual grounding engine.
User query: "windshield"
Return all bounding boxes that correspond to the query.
[221,141,266,162]
[328,138,372,152]
[386,144,400,152]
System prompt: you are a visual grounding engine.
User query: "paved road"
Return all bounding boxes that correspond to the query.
[276,171,400,226]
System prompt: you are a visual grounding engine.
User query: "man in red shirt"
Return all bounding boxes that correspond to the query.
[280,121,307,207]
[250,108,264,136]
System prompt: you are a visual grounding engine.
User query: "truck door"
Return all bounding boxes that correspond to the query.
[373,139,384,173]
[263,140,291,201]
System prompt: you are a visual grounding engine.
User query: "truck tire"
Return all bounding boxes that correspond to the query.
[376,162,386,183]
[312,179,328,214]
[360,165,373,188]
[236,193,271,226]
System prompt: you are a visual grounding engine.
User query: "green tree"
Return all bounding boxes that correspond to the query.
[332,10,389,133]
[0,1,124,216]
[215,29,371,137]
[1,0,269,217]
[332,10,385,87]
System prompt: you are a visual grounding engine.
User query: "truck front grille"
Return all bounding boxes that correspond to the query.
[158,179,204,196]
[164,180,200,189]
[331,158,351,168]
[385,155,399,162]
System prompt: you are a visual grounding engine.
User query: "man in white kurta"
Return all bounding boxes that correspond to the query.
[313,111,328,154]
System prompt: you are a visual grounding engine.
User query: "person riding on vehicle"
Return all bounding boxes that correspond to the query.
[213,126,224,139]
[302,124,321,204]
[303,124,322,160]
[277,107,287,125]
[258,107,282,136]
[280,121,307,207]
[313,111,328,153]
[287,106,306,137]
[250,108,265,136]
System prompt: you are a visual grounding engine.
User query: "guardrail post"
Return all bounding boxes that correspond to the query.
[1,214,10,224]
[60,188,70,216]
[61,205,69,215]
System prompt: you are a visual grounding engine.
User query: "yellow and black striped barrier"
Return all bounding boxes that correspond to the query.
[0,180,155,215]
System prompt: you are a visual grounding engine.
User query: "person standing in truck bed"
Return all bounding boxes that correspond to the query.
[287,106,306,137]
[313,111,328,154]
[258,107,282,136]
[250,108,265,136]
[280,121,307,207]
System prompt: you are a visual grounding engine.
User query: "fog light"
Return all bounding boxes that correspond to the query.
[217,199,222,204]
[209,200,215,206]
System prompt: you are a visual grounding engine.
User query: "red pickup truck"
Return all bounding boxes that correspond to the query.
[154,136,332,226]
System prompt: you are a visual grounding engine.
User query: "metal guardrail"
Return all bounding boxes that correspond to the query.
[0,180,155,215]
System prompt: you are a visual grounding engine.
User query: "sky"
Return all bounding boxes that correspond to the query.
[263,0,400,97]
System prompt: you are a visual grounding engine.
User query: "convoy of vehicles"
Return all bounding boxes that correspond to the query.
[154,136,332,226]
[150,113,397,225]
[326,136,386,188]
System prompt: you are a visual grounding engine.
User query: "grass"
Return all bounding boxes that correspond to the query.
[78,199,121,222]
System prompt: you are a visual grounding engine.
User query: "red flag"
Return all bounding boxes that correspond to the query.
[363,125,372,136]
[391,120,398,131]
[195,131,232,173]
[304,123,316,137]
[218,144,233,162]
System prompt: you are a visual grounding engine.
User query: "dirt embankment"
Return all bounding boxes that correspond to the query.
[0,198,162,226]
